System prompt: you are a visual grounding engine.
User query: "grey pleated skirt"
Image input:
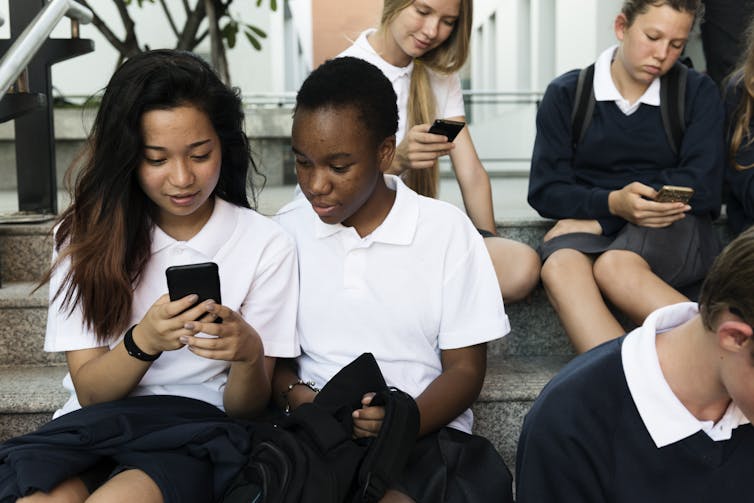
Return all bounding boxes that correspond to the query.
[539,214,722,289]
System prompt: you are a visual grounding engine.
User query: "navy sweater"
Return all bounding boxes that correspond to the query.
[528,67,724,236]
[723,80,754,235]
[516,337,754,503]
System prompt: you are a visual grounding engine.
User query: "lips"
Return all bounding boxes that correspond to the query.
[310,200,338,218]
[169,192,199,206]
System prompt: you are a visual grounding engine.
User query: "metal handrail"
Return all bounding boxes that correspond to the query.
[0,0,92,101]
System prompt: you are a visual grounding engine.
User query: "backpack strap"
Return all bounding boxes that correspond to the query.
[659,61,688,156]
[571,61,687,155]
[571,63,596,146]
[356,387,420,503]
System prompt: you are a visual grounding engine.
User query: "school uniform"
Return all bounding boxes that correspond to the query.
[723,79,754,235]
[45,197,300,417]
[338,29,466,143]
[528,46,724,289]
[275,175,513,501]
[516,302,754,503]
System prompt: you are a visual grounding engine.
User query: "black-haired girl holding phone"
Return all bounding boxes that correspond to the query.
[3,50,298,502]
[338,0,541,304]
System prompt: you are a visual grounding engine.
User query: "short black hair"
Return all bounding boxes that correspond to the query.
[295,56,398,145]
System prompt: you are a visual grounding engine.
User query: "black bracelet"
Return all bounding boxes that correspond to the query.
[123,325,161,362]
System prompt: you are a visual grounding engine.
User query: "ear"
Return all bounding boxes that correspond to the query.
[377,135,397,174]
[614,13,628,42]
[718,320,754,352]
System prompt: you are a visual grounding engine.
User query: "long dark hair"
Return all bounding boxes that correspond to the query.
[43,49,260,343]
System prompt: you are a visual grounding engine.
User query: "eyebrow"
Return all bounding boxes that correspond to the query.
[144,139,212,151]
[291,147,353,160]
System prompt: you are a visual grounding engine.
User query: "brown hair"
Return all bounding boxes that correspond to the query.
[380,0,472,198]
[40,50,256,344]
[620,0,703,26]
[698,227,754,331]
[726,18,754,171]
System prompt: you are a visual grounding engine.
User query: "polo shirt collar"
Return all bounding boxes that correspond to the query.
[622,302,750,448]
[150,197,237,257]
[312,174,418,245]
[355,28,413,81]
[594,45,660,109]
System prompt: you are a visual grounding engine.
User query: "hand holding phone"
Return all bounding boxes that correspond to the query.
[654,185,694,204]
[427,119,465,142]
[166,262,222,323]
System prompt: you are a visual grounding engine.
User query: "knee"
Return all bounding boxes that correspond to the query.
[485,238,541,302]
[541,248,589,288]
[593,250,646,291]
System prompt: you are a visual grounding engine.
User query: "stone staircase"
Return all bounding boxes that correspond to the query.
[0,215,733,473]
[0,216,568,474]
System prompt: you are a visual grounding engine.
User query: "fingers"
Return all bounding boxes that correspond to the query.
[352,404,385,438]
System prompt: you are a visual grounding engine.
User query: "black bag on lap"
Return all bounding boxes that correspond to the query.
[223,353,420,503]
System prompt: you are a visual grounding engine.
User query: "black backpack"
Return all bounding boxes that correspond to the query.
[222,354,420,503]
[571,60,688,155]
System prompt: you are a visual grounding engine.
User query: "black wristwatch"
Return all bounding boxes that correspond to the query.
[123,325,162,362]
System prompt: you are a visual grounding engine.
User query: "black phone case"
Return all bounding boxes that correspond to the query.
[166,262,222,321]
[428,119,465,142]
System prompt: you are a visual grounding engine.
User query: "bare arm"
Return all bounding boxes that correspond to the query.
[66,294,206,406]
[353,343,487,438]
[446,118,497,234]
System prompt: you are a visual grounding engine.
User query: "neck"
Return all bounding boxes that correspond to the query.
[610,56,650,104]
[157,197,215,242]
[367,28,412,67]
[656,315,732,423]
[344,175,396,238]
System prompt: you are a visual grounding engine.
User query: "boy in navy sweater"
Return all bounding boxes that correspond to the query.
[516,226,754,502]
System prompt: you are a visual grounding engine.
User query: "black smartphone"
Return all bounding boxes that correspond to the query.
[166,262,222,322]
[428,119,465,142]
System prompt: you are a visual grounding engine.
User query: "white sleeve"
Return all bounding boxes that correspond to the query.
[44,248,103,352]
[240,230,300,358]
[437,218,510,349]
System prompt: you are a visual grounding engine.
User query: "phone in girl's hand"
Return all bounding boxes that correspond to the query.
[166,262,222,322]
[428,119,465,142]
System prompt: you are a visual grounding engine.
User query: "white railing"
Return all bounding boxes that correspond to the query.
[0,0,93,101]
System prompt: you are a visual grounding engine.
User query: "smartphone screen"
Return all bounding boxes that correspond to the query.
[428,119,465,142]
[166,262,222,322]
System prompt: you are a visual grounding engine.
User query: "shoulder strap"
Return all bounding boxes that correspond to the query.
[571,63,596,146]
[659,61,688,156]
[356,387,420,503]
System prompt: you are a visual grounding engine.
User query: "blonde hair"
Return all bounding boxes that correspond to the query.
[727,19,754,171]
[380,0,472,198]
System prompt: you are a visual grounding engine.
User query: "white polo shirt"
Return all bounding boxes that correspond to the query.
[594,45,661,115]
[622,302,750,448]
[338,29,466,143]
[45,197,300,417]
[275,175,509,433]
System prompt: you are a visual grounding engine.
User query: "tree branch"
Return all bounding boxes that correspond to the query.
[158,0,180,38]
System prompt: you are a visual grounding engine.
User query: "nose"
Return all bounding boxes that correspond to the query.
[654,41,669,62]
[422,17,439,40]
[304,166,332,196]
[169,158,195,188]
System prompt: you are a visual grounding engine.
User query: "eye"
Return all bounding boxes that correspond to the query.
[443,18,457,27]
[415,5,429,15]
[144,157,166,166]
[330,164,353,174]
[191,153,211,162]
[646,34,659,41]
[670,41,685,50]
[294,156,312,168]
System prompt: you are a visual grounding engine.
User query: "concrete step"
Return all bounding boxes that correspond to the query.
[0,356,565,473]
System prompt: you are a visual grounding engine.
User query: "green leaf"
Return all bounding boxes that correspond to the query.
[244,24,267,39]
[245,31,262,51]
[256,0,277,10]
[221,21,239,49]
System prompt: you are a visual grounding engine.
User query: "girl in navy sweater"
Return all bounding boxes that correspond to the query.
[528,0,724,352]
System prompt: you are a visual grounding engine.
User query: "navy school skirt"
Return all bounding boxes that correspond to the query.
[539,214,721,291]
